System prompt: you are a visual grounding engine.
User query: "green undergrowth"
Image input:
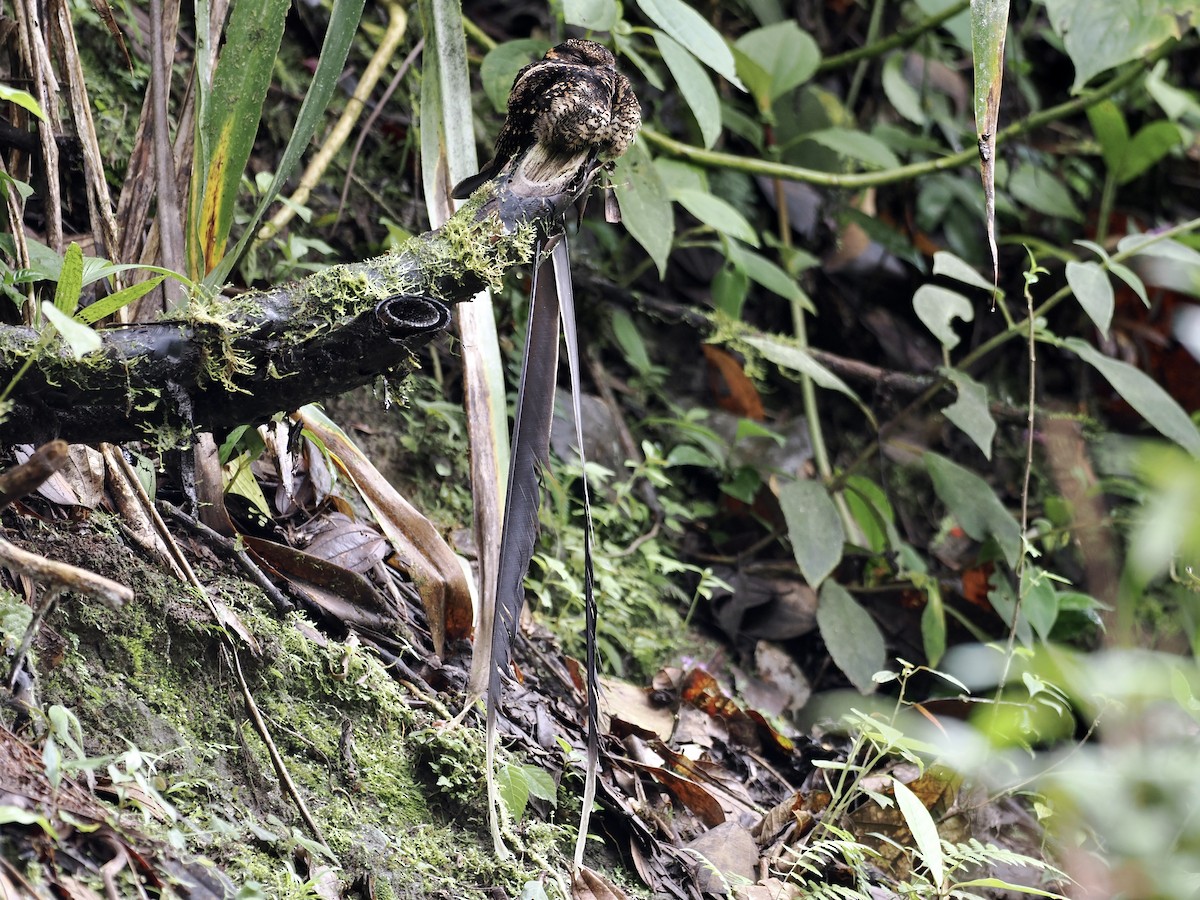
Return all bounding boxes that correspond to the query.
[12,516,569,898]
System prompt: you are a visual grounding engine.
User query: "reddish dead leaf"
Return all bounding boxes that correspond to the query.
[679,669,796,755]
[702,344,765,420]
[626,759,726,827]
[961,562,994,607]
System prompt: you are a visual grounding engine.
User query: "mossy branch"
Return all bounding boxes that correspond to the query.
[0,189,547,446]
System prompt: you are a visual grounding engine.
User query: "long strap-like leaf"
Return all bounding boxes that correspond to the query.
[554,237,600,870]
[486,237,561,856]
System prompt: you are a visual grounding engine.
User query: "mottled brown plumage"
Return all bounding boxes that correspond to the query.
[452,39,641,199]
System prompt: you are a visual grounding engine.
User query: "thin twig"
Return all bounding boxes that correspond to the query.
[225,646,331,852]
[334,37,424,227]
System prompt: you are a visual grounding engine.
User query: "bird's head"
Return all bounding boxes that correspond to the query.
[546,39,616,69]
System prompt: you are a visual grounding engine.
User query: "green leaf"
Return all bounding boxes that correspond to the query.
[0,83,45,121]
[844,474,896,554]
[563,0,617,31]
[0,805,59,839]
[940,367,996,459]
[75,277,165,325]
[921,585,947,667]
[1066,260,1114,336]
[523,765,557,805]
[779,479,844,587]
[817,581,886,694]
[712,264,749,318]
[951,878,1065,897]
[913,285,974,350]
[52,242,84,315]
[496,763,531,822]
[672,188,758,245]
[612,140,673,278]
[610,308,652,374]
[893,779,945,889]
[924,451,1021,567]
[805,128,900,170]
[223,451,272,520]
[42,302,101,359]
[1065,337,1200,456]
[655,31,722,149]
[1044,0,1184,92]
[1109,261,1149,307]
[480,40,547,114]
[882,54,927,125]
[726,243,814,310]
[732,22,819,104]
[745,334,863,403]
[189,0,290,276]
[933,251,994,292]
[1008,164,1083,221]
[203,0,365,288]
[634,0,745,89]
[1021,567,1059,640]
[1117,119,1183,184]
[1087,100,1129,171]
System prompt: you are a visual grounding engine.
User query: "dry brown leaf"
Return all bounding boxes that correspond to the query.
[572,865,633,900]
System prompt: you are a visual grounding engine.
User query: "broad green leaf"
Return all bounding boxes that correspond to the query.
[1044,0,1184,92]
[924,451,1021,566]
[1065,337,1200,456]
[223,451,272,519]
[844,474,896,554]
[1066,260,1114,336]
[779,479,844,587]
[497,763,532,822]
[1087,100,1129,171]
[913,285,974,350]
[1021,567,1059,640]
[712,264,750,318]
[53,242,83,315]
[933,251,994,292]
[655,31,722,149]
[1117,234,1200,268]
[817,581,886,694]
[882,54,927,125]
[634,0,746,89]
[732,22,819,104]
[523,765,557,805]
[0,83,45,121]
[76,277,165,325]
[893,779,945,889]
[0,171,33,201]
[940,367,996,459]
[480,40,547,114]
[613,140,673,278]
[970,0,1009,284]
[1117,120,1183,184]
[203,0,366,288]
[672,188,758,245]
[1008,164,1083,221]
[1109,261,1149,307]
[921,585,947,667]
[805,128,901,170]
[614,32,665,91]
[726,243,814,309]
[564,0,617,31]
[189,0,289,276]
[610,308,652,374]
[745,334,863,403]
[42,302,101,359]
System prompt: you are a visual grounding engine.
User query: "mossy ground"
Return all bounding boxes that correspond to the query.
[16,516,571,898]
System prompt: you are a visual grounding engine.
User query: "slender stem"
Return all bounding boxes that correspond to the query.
[460,15,496,51]
[816,0,970,73]
[846,0,888,112]
[642,40,1176,187]
[1095,170,1117,245]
